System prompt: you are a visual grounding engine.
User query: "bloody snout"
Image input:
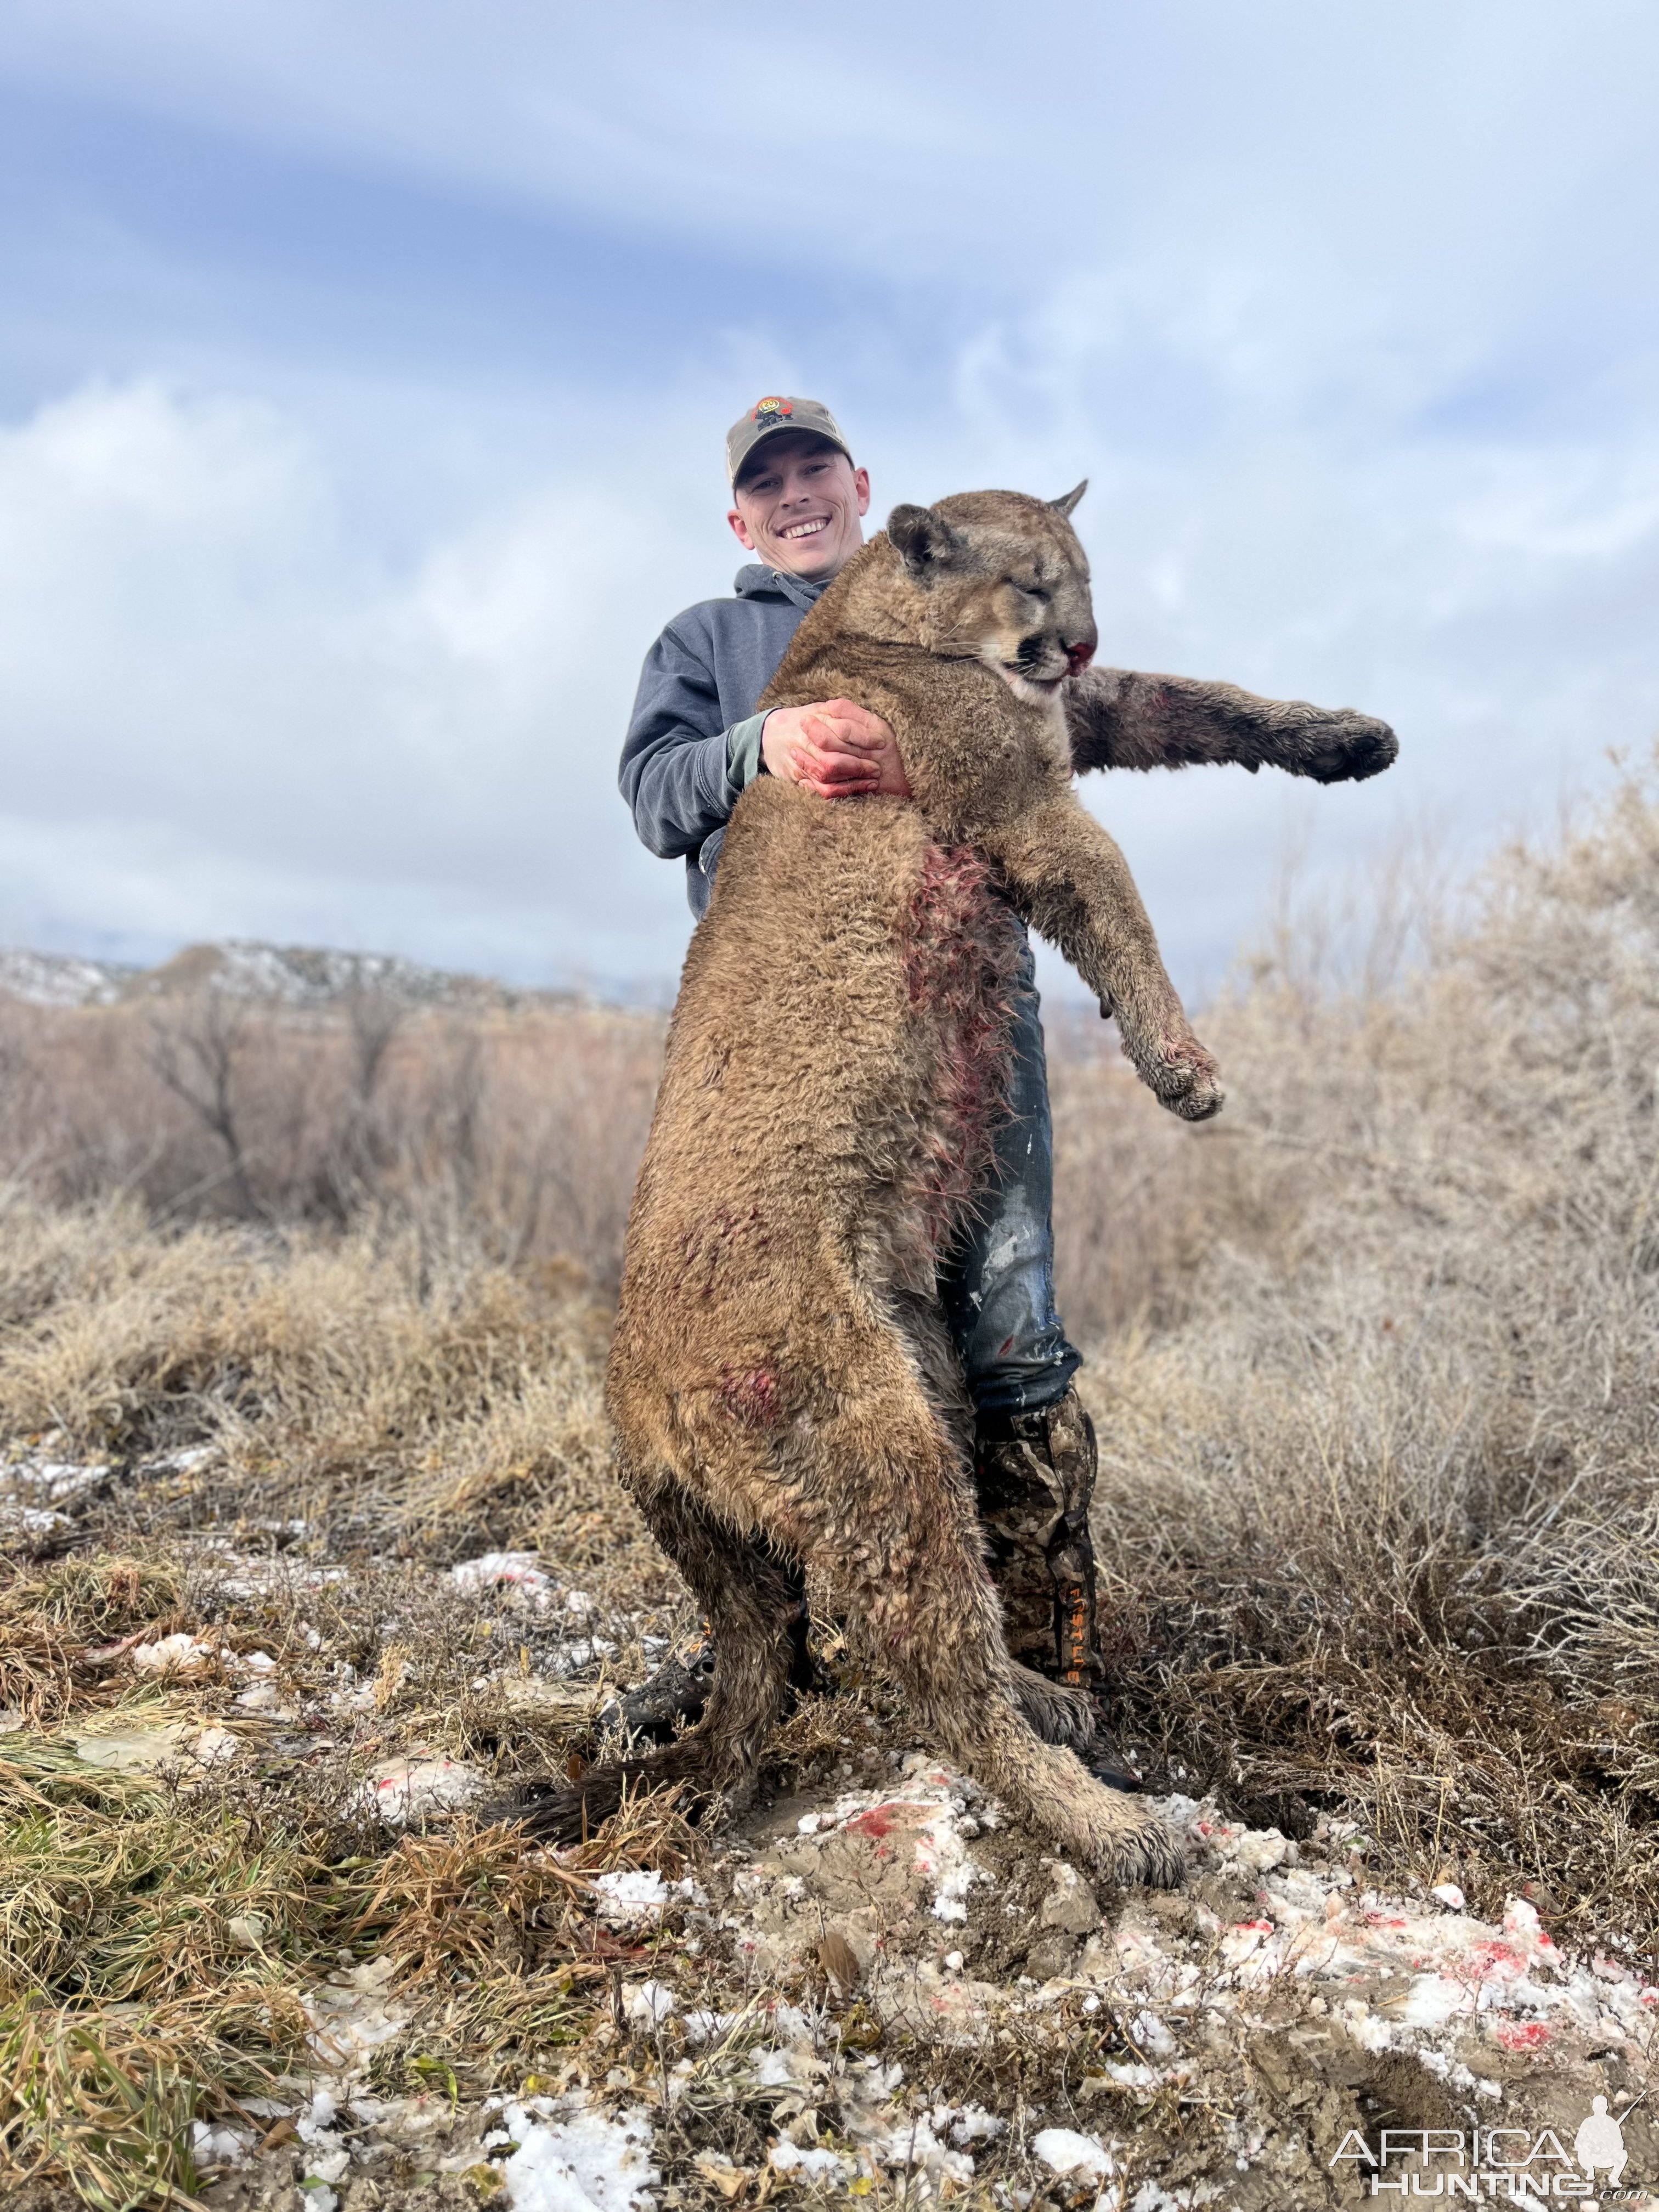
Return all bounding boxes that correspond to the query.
[1065,639,1096,676]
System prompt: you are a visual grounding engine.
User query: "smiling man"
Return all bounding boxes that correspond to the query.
[619,393,1122,1767]
[623,398,911,915]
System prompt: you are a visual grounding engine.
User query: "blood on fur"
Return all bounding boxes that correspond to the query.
[896,842,1022,1257]
[715,1364,782,1428]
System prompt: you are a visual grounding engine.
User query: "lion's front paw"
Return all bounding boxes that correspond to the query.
[1136,1032,1224,1121]
[1300,709,1398,784]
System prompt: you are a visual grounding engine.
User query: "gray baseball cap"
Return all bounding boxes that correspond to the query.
[726,395,853,487]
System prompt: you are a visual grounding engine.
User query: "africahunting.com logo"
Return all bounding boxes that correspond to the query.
[1331,2099,1647,2202]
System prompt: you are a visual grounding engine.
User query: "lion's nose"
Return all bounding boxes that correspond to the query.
[1065,640,1096,676]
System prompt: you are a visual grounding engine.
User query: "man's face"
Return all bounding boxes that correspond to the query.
[727,433,870,580]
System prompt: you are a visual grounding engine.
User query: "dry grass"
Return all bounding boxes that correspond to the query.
[2,2002,218,2211]
[0,1200,663,1584]
[3,752,1658,2203]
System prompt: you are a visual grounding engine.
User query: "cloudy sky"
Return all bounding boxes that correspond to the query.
[1,1,1656,1000]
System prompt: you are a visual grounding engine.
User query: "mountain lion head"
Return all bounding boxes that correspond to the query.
[885,485,1097,704]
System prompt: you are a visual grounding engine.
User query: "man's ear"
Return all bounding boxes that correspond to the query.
[887,503,964,577]
[1048,481,1087,519]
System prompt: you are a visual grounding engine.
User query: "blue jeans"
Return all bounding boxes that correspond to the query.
[938,943,1081,1417]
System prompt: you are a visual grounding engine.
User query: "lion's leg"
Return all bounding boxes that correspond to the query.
[1065,667,1397,784]
[806,1369,1181,1888]
[978,795,1223,1122]
[497,1472,801,1845]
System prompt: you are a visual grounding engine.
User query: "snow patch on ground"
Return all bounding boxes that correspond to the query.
[622,1979,677,2030]
[303,1955,407,2071]
[2,1456,106,1500]
[72,1717,244,1774]
[1034,2126,1116,2185]
[493,2099,659,2212]
[451,1551,560,1605]
[768,2137,851,2179]
[1120,1793,1659,2067]
[594,1870,706,1927]
[450,1554,600,1623]
[447,1559,620,1674]
[0,1448,104,1536]
[154,1743,1659,2212]
[737,1753,993,1945]
[349,1751,486,1824]
[131,1630,221,1674]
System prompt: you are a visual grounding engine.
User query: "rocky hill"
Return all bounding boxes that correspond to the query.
[0,941,566,1012]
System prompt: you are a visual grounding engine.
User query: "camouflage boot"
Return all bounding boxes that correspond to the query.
[975,1385,1142,1787]
[974,1386,1103,1687]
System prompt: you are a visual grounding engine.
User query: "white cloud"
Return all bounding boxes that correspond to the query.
[4,0,1655,308]
[0,379,709,985]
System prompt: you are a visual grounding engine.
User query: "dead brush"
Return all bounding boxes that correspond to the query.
[0,1201,650,1585]
[340,1802,707,2088]
[364,1962,604,2092]
[2,1555,183,1651]
[347,1818,596,1982]
[0,1468,688,2204]
[567,1786,701,1883]
[631,1997,842,2200]
[766,1691,882,1781]
[1072,753,1659,1931]
[0,995,664,1294]
[0,1762,619,2195]
[0,1615,98,1729]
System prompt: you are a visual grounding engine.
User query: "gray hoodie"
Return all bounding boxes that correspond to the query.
[620,563,826,916]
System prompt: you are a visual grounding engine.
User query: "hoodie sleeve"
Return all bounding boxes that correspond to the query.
[619,619,766,860]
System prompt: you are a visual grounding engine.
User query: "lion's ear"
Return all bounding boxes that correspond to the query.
[888,503,964,578]
[1048,481,1087,519]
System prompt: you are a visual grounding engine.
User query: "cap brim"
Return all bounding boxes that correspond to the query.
[731,424,851,488]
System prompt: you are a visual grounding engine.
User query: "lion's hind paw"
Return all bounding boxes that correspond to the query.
[1109,1809,1189,1889]
[1075,1792,1188,1890]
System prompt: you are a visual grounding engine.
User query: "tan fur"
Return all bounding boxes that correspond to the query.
[491,490,1212,1886]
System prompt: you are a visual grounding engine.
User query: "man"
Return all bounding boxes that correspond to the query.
[619,394,1387,1763]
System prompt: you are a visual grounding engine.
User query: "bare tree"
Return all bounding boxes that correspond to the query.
[317,987,408,1215]
[344,987,405,1104]
[146,991,259,1217]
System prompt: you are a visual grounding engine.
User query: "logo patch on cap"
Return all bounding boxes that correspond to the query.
[750,396,794,424]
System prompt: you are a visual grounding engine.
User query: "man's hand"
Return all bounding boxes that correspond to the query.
[761,698,911,799]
